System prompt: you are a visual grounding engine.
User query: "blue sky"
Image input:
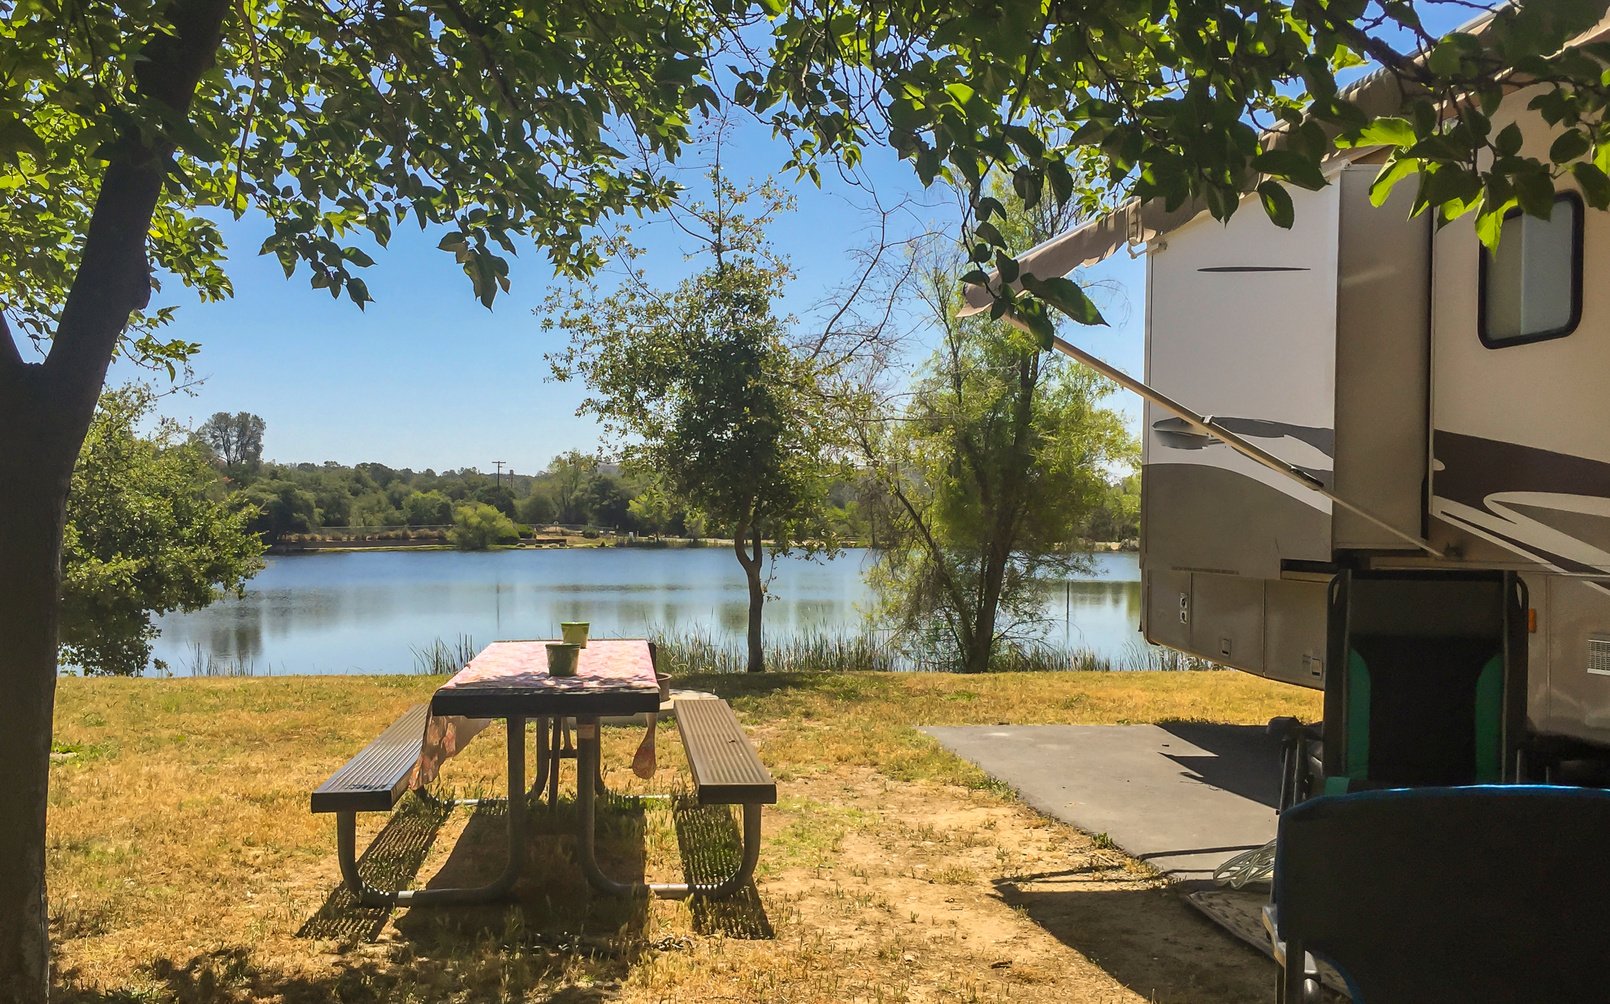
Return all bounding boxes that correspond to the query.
[108,111,1148,476]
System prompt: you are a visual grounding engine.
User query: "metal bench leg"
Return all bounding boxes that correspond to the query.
[336,715,528,907]
[574,724,761,900]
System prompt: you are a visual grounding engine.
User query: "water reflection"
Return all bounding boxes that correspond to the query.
[150,548,1144,676]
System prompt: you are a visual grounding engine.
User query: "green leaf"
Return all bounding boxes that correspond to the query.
[0,116,46,163]
[995,250,1020,284]
[1515,171,1557,218]
[1347,116,1418,149]
[1369,157,1420,207]
[1476,201,1515,251]
[1495,123,1524,157]
[1022,274,1107,327]
[1572,162,1610,208]
[1256,180,1294,229]
[1251,149,1326,191]
[1010,300,1057,349]
[1551,129,1592,164]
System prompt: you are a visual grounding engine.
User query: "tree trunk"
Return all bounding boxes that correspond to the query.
[0,6,231,995]
[734,524,765,673]
[965,541,1012,674]
[0,370,81,1003]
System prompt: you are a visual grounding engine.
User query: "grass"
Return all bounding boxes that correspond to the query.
[651,629,1215,675]
[47,670,1319,1003]
[409,634,479,675]
[652,628,903,675]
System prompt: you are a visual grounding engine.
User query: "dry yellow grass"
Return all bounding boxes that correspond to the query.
[47,670,1318,1003]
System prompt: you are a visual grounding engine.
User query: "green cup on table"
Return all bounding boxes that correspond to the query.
[546,642,580,677]
[560,621,590,648]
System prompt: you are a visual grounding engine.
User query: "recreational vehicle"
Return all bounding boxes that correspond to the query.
[966,19,1610,779]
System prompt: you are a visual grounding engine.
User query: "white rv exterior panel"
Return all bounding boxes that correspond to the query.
[1264,577,1330,688]
[1142,568,1193,653]
[1142,182,1341,582]
[1429,87,1610,579]
[1542,576,1610,747]
[1190,572,1266,671]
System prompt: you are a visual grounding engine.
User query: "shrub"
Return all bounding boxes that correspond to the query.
[449,503,519,550]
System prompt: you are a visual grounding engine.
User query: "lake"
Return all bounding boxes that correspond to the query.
[148,547,1144,675]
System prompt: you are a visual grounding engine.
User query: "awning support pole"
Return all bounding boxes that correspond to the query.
[1044,332,1444,558]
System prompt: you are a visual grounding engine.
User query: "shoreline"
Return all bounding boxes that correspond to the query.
[269,538,1138,555]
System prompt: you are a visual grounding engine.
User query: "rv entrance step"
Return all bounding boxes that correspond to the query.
[1186,889,1350,999]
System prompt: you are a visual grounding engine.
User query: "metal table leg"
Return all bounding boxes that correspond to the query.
[337,715,528,906]
[574,718,761,900]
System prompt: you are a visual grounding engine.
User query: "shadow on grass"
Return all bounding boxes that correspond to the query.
[296,796,450,944]
[385,790,651,961]
[991,871,1277,1003]
[672,796,773,939]
[55,783,770,1001]
[678,672,878,702]
[54,944,618,1004]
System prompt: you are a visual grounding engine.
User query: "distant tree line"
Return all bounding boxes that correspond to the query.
[188,413,1137,555]
[189,424,893,547]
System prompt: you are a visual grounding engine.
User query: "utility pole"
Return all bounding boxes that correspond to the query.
[492,459,506,489]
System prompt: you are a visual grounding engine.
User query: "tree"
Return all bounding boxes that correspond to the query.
[551,164,840,672]
[517,489,558,527]
[546,451,600,525]
[403,490,454,527]
[857,186,1135,672]
[239,480,317,545]
[1085,472,1142,545]
[196,411,265,477]
[449,502,519,550]
[6,1,1608,994]
[0,6,727,988]
[585,474,633,529]
[60,387,264,676]
[628,483,675,538]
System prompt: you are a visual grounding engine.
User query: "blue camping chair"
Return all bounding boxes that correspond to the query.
[1264,785,1610,1003]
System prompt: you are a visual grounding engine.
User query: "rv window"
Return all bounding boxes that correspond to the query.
[1479,192,1583,348]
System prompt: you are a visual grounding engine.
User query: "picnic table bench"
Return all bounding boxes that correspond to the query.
[310,640,773,905]
[579,697,775,899]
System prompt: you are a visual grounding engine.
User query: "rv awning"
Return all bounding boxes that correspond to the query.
[958,198,1206,315]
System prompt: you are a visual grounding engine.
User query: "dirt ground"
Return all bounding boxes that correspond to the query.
[613,764,1278,1004]
[48,672,1317,1003]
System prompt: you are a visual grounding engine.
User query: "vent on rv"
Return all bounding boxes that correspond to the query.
[1590,636,1610,677]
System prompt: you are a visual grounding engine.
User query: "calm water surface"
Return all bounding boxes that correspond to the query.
[149,547,1143,675]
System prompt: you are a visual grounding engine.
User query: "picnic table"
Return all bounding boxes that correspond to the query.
[311,638,775,906]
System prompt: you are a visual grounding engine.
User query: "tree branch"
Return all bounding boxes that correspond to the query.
[44,0,233,428]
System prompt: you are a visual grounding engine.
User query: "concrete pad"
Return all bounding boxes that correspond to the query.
[923,723,1281,883]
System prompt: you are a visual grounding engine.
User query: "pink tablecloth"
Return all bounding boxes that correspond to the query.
[410,639,658,787]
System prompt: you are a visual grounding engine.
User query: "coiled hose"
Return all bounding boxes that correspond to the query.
[1213,839,1277,889]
